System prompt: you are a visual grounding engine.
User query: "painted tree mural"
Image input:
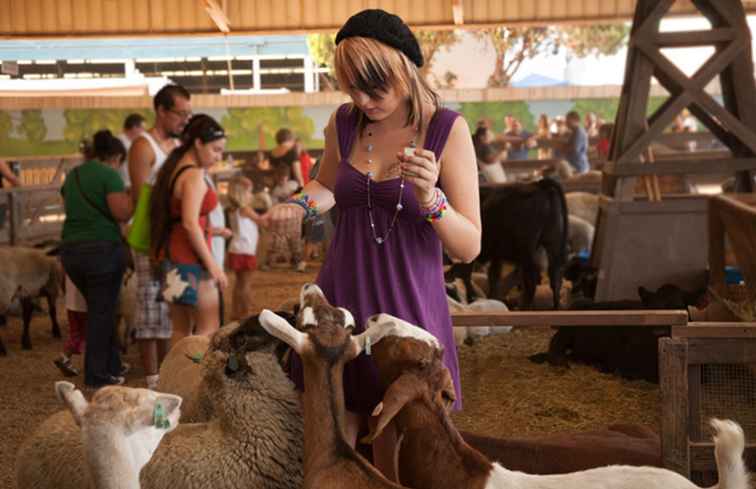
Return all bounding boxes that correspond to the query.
[222,106,315,151]
[458,101,536,133]
[19,110,47,144]
[0,111,12,142]
[63,109,153,144]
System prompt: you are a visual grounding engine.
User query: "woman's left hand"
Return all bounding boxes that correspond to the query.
[397,148,440,208]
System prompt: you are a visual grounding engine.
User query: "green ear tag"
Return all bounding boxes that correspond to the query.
[365,336,372,356]
[227,354,239,372]
[185,352,203,364]
[152,403,170,429]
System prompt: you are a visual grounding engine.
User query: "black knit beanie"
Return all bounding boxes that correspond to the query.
[335,9,424,68]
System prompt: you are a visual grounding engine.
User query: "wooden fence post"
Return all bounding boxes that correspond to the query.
[659,337,690,477]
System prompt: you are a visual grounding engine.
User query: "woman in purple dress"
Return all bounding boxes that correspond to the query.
[268,8,481,481]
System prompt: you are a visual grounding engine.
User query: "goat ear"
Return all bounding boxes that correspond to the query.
[55,381,88,426]
[361,373,421,445]
[338,307,356,329]
[259,309,307,354]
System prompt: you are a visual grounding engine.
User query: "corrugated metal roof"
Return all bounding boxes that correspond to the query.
[2,0,756,38]
[0,35,308,61]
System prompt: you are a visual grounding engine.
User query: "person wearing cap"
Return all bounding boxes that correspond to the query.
[267,8,481,480]
[149,114,229,348]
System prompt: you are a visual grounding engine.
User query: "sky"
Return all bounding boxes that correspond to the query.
[515,16,756,86]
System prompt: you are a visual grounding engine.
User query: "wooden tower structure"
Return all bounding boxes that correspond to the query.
[603,0,756,198]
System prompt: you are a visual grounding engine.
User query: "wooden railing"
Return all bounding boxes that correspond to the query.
[709,194,756,297]
[0,184,65,245]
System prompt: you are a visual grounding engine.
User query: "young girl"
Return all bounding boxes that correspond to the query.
[226,176,265,319]
[53,274,87,377]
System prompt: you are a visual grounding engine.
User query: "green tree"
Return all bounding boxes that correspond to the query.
[307,30,459,90]
[415,30,459,82]
[307,33,338,90]
[222,107,315,151]
[19,110,46,144]
[558,24,630,58]
[0,111,12,141]
[475,24,630,88]
[473,26,557,88]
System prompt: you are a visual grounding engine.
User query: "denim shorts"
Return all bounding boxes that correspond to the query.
[161,261,207,306]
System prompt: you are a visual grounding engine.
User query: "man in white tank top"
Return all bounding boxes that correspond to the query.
[127,84,192,389]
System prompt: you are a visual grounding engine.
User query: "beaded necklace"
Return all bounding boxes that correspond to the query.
[364,125,416,245]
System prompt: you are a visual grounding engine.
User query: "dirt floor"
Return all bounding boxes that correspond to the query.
[0,266,660,488]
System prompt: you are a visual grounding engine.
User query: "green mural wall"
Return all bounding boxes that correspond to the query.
[0,96,689,158]
[222,106,316,151]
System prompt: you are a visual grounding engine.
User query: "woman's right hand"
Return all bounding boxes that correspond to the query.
[209,263,229,290]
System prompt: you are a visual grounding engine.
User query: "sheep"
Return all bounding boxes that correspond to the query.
[155,311,296,423]
[0,246,62,355]
[567,214,594,255]
[363,313,751,489]
[446,285,511,346]
[140,313,304,489]
[258,283,413,489]
[15,381,181,489]
[565,191,599,227]
[155,333,213,422]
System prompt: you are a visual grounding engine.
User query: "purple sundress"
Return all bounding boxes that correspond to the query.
[289,103,462,412]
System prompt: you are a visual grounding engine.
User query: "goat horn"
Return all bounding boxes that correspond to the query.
[361,373,422,445]
[259,309,307,354]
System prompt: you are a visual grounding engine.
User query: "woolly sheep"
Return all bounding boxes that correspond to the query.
[140,314,304,489]
[0,246,62,354]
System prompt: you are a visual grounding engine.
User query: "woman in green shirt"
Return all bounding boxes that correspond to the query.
[60,130,133,388]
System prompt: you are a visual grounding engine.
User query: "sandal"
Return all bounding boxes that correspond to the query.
[54,357,80,377]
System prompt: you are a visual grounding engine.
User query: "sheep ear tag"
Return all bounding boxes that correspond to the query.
[153,403,170,430]
[185,352,203,364]
[365,335,372,356]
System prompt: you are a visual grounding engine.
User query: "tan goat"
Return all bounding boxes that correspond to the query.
[363,313,752,489]
[259,283,417,489]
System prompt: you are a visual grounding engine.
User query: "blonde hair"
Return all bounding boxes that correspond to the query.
[334,37,439,134]
[227,176,253,209]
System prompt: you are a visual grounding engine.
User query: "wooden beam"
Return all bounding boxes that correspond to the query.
[603,157,756,177]
[686,337,756,364]
[672,322,756,338]
[450,310,688,327]
[659,337,690,478]
[452,0,464,25]
[654,28,737,47]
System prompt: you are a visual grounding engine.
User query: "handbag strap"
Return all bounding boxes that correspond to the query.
[161,164,197,262]
[73,166,116,223]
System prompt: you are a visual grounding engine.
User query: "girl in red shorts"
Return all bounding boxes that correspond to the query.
[227,176,266,319]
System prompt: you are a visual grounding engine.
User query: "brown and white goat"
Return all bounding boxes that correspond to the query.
[259,283,416,489]
[363,313,752,489]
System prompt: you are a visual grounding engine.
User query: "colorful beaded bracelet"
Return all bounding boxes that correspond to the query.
[422,188,448,223]
[287,192,319,221]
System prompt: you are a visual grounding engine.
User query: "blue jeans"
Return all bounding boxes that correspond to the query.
[61,240,127,387]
